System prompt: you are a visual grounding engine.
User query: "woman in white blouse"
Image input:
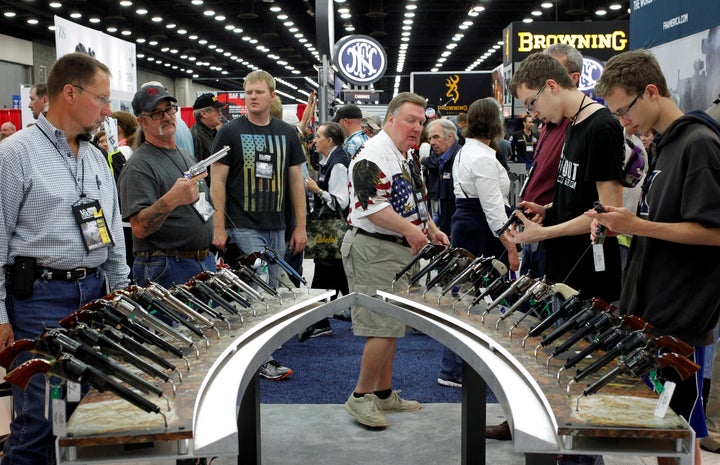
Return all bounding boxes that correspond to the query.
[438,98,520,388]
[451,97,519,270]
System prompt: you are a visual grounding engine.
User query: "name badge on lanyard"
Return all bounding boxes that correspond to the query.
[255,151,274,179]
[72,197,113,252]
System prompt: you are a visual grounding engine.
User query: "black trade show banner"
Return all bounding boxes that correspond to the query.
[410,71,493,116]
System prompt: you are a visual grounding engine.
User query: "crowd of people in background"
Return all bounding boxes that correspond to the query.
[1,42,720,465]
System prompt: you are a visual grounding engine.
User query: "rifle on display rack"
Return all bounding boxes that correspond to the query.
[144,282,222,337]
[439,256,494,302]
[576,348,700,410]
[422,248,475,297]
[407,247,467,290]
[534,298,611,358]
[59,308,184,381]
[108,291,199,358]
[571,332,694,386]
[560,315,651,374]
[392,242,447,288]
[4,355,168,427]
[0,329,166,402]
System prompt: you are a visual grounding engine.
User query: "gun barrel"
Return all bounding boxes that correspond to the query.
[184,145,229,178]
[582,365,623,397]
[527,296,583,338]
[573,332,648,383]
[540,307,594,348]
[494,210,520,237]
[71,325,170,382]
[263,246,307,285]
[55,355,162,415]
[101,325,178,372]
[487,275,533,312]
[563,326,625,370]
[551,312,615,357]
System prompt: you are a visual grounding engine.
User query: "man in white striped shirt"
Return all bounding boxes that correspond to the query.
[0,52,129,465]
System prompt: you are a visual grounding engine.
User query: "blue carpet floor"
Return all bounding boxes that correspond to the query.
[260,318,498,405]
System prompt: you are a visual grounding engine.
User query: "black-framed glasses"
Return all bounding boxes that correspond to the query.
[612,91,643,118]
[73,84,112,106]
[144,105,179,120]
[526,83,547,111]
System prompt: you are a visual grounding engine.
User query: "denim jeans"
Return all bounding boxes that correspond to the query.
[438,347,463,383]
[226,228,284,289]
[132,254,216,289]
[519,242,546,279]
[3,270,106,465]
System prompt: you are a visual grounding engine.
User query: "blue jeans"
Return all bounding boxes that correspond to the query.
[132,254,216,289]
[3,270,106,465]
[438,347,463,382]
[519,242,546,279]
[226,228,284,289]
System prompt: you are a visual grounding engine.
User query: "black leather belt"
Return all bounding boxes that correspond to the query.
[36,267,98,280]
[136,248,210,260]
[354,228,410,248]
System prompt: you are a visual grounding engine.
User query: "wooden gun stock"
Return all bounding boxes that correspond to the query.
[658,352,701,381]
[5,358,51,390]
[654,336,694,358]
[0,339,36,370]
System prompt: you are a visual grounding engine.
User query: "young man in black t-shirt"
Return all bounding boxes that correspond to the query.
[506,52,625,303]
[588,50,720,465]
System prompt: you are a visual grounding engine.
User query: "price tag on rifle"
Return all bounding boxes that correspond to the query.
[654,380,676,418]
[592,243,605,272]
[49,384,67,436]
[67,380,81,402]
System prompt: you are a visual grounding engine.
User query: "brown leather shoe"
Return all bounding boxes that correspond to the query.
[485,420,512,440]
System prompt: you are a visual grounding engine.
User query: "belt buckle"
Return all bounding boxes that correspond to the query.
[75,268,87,280]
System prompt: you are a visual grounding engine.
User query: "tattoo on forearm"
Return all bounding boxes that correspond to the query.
[138,200,172,235]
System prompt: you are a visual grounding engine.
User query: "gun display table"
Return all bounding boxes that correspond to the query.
[56,288,336,464]
[377,289,695,465]
[54,288,694,465]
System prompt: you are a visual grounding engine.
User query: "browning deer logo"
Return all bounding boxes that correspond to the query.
[445,75,460,104]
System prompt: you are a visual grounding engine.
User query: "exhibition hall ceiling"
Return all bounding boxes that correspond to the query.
[0,0,629,102]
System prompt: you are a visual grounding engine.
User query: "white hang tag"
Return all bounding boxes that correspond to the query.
[592,243,605,272]
[654,380,676,418]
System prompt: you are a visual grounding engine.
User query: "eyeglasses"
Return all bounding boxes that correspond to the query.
[526,83,547,111]
[612,91,643,118]
[144,105,179,120]
[73,84,112,106]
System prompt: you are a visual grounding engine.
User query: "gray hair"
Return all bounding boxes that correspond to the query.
[544,44,584,74]
[427,118,457,140]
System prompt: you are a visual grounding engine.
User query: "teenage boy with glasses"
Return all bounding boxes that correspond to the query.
[588,49,720,465]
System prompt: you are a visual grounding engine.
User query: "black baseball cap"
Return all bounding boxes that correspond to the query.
[132,85,176,116]
[193,93,227,110]
[332,104,363,122]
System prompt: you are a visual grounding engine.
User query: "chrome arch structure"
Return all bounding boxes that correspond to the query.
[192,290,559,459]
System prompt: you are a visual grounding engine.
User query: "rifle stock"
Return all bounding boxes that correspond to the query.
[0,339,37,370]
